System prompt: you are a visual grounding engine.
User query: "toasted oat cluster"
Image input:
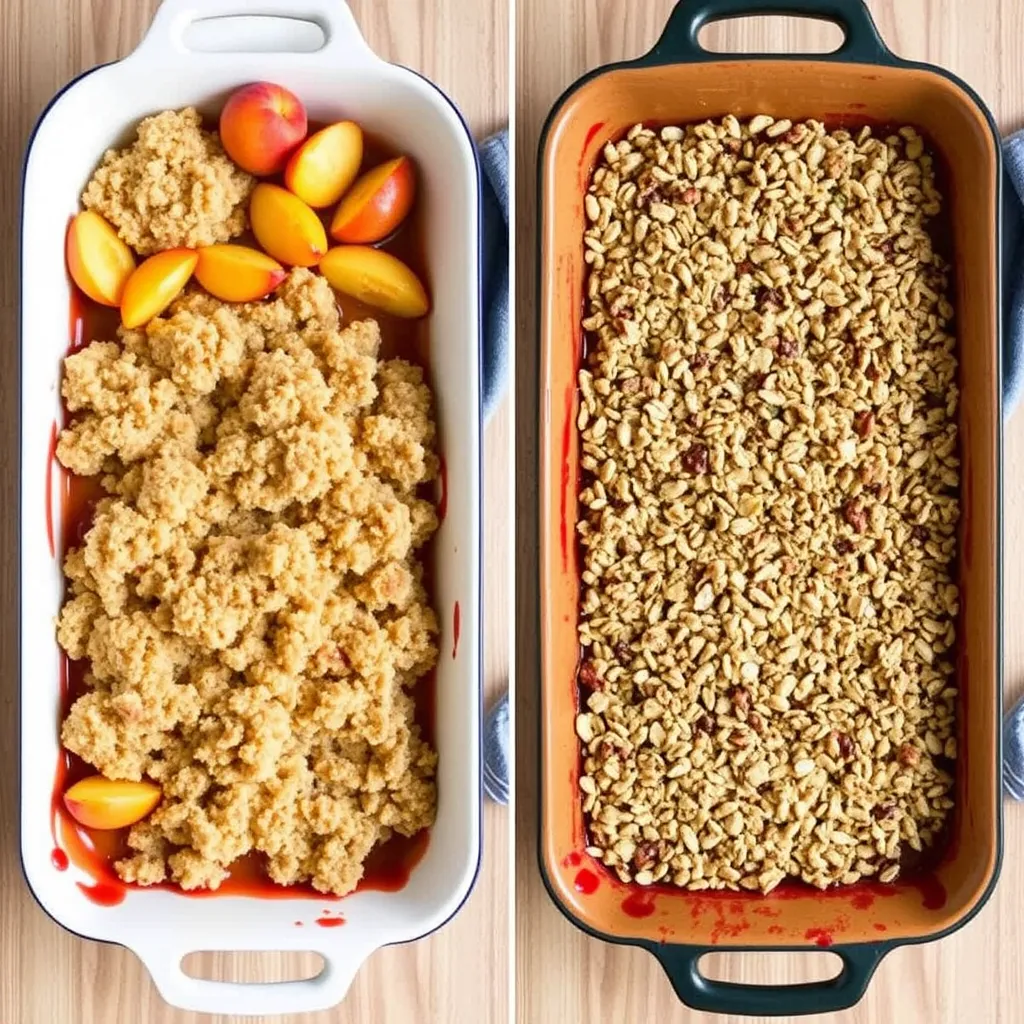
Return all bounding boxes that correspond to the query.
[82,107,254,255]
[575,117,959,894]
[57,269,439,895]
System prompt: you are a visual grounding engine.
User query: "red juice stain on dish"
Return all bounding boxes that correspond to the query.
[452,601,460,659]
[559,384,573,569]
[45,422,59,558]
[437,456,447,521]
[851,891,875,910]
[78,881,125,907]
[805,928,834,948]
[709,918,750,945]
[316,915,346,928]
[579,122,607,187]
[582,122,606,153]
[910,875,947,910]
[294,921,304,927]
[767,924,784,935]
[874,923,888,933]
[621,892,656,918]
[51,848,69,871]
[573,869,599,895]
[564,851,582,868]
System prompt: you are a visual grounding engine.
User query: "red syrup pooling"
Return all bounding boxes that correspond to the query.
[573,870,599,895]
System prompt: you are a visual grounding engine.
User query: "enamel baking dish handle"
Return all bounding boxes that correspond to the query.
[644,0,894,65]
[134,936,371,1016]
[128,0,378,66]
[652,943,886,1016]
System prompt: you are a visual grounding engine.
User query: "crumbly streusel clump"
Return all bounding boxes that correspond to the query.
[56,268,439,896]
[575,117,959,894]
[81,107,254,255]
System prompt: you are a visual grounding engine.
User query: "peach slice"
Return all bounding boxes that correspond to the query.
[219,82,308,176]
[64,776,162,830]
[66,211,136,306]
[284,121,363,209]
[319,246,430,318]
[330,156,416,244]
[120,248,198,329]
[250,183,328,267]
[195,244,286,302]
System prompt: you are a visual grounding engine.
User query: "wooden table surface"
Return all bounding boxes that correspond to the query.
[515,1,1024,1022]
[0,2,508,1022]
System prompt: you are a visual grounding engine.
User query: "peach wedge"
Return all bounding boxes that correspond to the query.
[64,776,162,830]
[219,82,307,176]
[284,121,363,209]
[66,210,136,306]
[330,156,416,244]
[120,248,198,329]
[195,244,286,302]
[250,183,328,267]
[319,246,430,318]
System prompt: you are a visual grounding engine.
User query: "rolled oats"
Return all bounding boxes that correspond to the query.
[575,117,959,894]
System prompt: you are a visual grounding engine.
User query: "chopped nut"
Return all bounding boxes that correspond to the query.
[634,841,660,871]
[854,411,875,438]
[898,743,921,768]
[843,499,869,534]
[683,443,710,475]
[578,661,603,691]
[696,714,716,735]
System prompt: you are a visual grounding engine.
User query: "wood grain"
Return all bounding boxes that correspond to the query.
[515,2,1024,1022]
[0,2,508,1022]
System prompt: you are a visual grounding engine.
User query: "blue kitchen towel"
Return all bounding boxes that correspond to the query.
[480,129,509,420]
[1002,128,1024,418]
[1002,131,1024,798]
[483,692,509,805]
[1005,691,1024,800]
[480,129,510,805]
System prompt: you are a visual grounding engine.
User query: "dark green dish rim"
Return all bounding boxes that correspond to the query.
[535,0,1004,1015]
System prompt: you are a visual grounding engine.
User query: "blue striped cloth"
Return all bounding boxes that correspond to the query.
[996,131,1023,795]
[480,130,509,421]
[479,130,509,804]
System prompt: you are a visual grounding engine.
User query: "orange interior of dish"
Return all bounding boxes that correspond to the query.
[538,59,1000,948]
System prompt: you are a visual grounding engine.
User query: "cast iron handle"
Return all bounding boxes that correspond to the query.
[650,943,885,1016]
[644,0,895,65]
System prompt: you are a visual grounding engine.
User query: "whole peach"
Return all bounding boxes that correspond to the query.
[219,82,307,176]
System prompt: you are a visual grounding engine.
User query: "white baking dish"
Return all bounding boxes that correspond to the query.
[20,0,481,1014]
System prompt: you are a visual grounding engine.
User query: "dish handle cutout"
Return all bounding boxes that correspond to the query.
[134,936,370,1015]
[127,0,378,66]
[649,942,886,1015]
[640,0,895,66]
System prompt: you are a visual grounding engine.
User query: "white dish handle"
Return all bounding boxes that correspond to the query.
[129,0,378,66]
[135,937,369,1016]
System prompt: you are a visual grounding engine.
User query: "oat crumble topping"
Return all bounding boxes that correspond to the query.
[575,117,959,893]
[57,268,439,895]
[81,107,254,255]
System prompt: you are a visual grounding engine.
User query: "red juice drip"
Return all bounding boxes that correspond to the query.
[573,869,599,895]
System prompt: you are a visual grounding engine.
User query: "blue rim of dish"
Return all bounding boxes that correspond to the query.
[18,58,486,968]
[534,15,1004,1017]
